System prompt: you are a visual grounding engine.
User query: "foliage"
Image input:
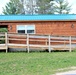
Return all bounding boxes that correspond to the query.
[2,0,71,15]
[0,28,7,44]
[3,0,25,15]
[0,52,76,75]
[36,0,54,14]
[24,0,37,15]
[54,0,71,14]
[0,28,7,32]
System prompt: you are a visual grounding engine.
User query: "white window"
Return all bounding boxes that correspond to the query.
[26,25,35,34]
[17,25,35,34]
[17,25,25,33]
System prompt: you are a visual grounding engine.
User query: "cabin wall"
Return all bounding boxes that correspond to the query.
[8,21,76,36]
[0,21,76,46]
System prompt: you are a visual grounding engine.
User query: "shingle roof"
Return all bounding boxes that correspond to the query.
[0,14,76,21]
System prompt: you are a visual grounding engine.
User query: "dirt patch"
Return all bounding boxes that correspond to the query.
[53,67,76,75]
[54,70,76,75]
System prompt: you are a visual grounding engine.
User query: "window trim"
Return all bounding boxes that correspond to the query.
[17,25,35,34]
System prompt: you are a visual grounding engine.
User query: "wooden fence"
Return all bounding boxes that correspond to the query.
[0,33,76,53]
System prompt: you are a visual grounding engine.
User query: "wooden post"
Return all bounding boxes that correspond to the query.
[69,36,72,52]
[48,35,51,53]
[46,39,48,45]
[5,33,8,53]
[27,34,30,53]
[64,39,66,50]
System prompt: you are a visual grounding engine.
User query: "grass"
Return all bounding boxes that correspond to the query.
[0,52,76,75]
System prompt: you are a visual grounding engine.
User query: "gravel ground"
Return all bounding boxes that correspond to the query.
[54,70,76,75]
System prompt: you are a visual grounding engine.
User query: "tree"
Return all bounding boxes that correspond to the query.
[36,0,54,14]
[3,0,71,15]
[23,0,37,15]
[54,0,71,14]
[3,0,24,15]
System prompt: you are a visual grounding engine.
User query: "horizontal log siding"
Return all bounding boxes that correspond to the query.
[7,21,76,36]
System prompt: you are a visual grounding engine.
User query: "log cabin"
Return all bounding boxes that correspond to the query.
[0,14,76,52]
[0,14,76,36]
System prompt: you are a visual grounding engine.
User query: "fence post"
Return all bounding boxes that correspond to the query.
[46,39,48,45]
[48,35,51,53]
[5,33,8,53]
[27,34,30,53]
[69,36,72,52]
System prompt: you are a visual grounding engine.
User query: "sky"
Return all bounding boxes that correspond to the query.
[0,0,76,14]
[68,0,76,14]
[0,0,10,14]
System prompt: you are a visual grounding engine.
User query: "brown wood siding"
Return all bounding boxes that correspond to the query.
[7,21,76,36]
[1,21,76,47]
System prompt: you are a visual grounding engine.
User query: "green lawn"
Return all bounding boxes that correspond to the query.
[0,52,76,75]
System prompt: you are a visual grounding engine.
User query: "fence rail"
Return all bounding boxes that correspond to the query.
[0,33,76,53]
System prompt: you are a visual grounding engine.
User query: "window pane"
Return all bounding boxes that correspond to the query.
[17,26,25,30]
[18,30,25,33]
[27,30,34,33]
[17,25,25,33]
[27,25,35,30]
[26,25,35,34]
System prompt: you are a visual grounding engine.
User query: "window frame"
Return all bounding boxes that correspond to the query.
[17,25,25,34]
[17,25,35,34]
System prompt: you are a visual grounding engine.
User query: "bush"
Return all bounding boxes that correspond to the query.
[0,28,7,44]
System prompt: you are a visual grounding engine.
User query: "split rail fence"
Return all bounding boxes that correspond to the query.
[0,33,76,53]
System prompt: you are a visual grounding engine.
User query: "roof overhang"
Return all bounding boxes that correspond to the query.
[0,20,76,23]
[0,15,76,22]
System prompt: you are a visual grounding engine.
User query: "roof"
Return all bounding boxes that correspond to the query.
[0,14,76,21]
